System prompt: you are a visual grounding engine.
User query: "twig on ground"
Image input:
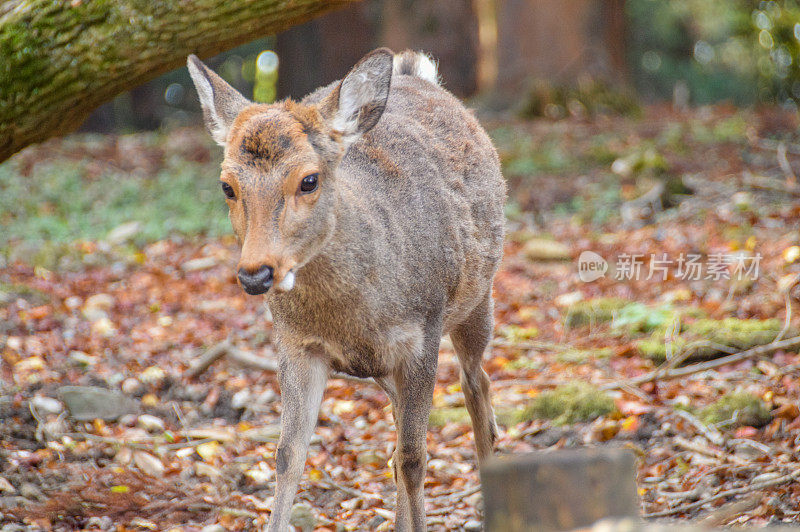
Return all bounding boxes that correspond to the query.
[605,335,800,390]
[777,141,798,187]
[185,339,233,378]
[673,436,749,466]
[643,468,800,518]
[696,493,762,527]
[672,410,725,447]
[185,339,368,383]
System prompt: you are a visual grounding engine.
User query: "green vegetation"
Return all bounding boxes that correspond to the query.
[700,391,772,428]
[506,382,616,426]
[429,407,471,428]
[563,297,629,328]
[627,0,800,106]
[0,133,229,259]
[637,318,787,362]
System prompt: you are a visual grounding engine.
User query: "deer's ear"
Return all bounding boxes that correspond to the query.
[187,55,251,146]
[319,48,393,146]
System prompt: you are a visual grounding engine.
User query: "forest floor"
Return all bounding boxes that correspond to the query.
[1,104,800,531]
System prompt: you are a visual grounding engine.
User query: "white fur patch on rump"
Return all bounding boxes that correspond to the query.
[392,51,440,86]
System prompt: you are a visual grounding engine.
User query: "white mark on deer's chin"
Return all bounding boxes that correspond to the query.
[277,270,295,292]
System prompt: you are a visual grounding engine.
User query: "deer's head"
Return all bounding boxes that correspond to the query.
[187,49,393,294]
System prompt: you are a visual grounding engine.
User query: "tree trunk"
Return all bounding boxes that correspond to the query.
[0,0,357,163]
[489,0,628,107]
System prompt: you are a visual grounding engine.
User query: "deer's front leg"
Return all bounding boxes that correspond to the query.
[267,351,328,531]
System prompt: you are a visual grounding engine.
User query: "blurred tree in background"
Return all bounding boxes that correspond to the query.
[627,0,800,108]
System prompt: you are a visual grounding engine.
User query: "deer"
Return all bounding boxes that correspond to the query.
[187,47,506,531]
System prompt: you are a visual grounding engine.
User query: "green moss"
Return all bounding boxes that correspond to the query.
[513,382,615,426]
[637,318,788,362]
[554,348,613,364]
[563,298,629,328]
[0,282,49,307]
[498,324,540,343]
[429,407,471,428]
[700,392,771,428]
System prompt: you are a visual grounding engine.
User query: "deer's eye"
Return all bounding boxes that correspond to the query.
[299,173,318,194]
[221,182,236,199]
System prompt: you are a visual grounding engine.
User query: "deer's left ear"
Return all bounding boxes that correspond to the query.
[319,48,393,146]
[187,55,251,146]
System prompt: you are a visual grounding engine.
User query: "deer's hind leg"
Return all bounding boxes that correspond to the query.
[450,292,497,465]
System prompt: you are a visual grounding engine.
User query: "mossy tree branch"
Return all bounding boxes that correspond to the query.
[0,0,357,163]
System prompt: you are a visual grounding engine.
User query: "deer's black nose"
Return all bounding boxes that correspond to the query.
[238,265,274,295]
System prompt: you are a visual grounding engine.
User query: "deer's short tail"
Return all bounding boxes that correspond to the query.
[392,50,439,86]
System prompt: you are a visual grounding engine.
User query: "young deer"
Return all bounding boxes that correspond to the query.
[187,48,506,531]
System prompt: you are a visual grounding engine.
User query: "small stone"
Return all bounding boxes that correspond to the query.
[114,447,133,466]
[64,296,82,310]
[0,478,16,494]
[137,414,165,433]
[289,502,316,532]
[30,396,64,415]
[463,519,482,531]
[121,378,142,395]
[82,293,115,318]
[200,525,226,532]
[85,516,113,530]
[133,451,165,477]
[522,238,571,261]
[106,221,141,245]
[139,366,166,384]
[58,385,135,421]
[231,389,251,409]
[181,256,218,272]
[91,317,116,337]
[19,482,44,501]
[68,350,96,368]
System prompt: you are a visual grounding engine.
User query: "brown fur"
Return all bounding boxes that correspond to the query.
[188,48,506,531]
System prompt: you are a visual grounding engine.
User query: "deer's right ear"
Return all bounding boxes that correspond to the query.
[319,48,393,147]
[187,55,251,146]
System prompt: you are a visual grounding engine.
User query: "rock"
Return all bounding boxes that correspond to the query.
[231,389,251,409]
[464,519,482,531]
[200,525,227,532]
[181,256,218,272]
[30,396,64,415]
[289,502,316,532]
[58,385,135,421]
[137,414,165,433]
[19,482,44,501]
[139,366,166,384]
[82,293,115,321]
[0,478,15,494]
[121,378,142,395]
[68,350,96,368]
[85,516,113,530]
[522,238,571,261]
[133,451,165,477]
[91,317,117,337]
[106,221,141,245]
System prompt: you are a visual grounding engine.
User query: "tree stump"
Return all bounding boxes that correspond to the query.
[481,447,639,532]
